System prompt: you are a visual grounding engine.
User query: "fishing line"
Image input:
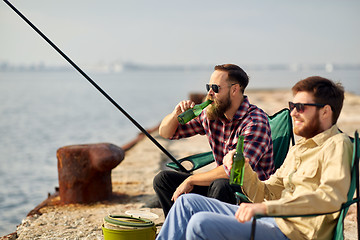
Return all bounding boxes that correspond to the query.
[4,0,188,172]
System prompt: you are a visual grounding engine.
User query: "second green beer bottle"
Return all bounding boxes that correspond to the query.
[229,135,245,186]
[177,99,213,125]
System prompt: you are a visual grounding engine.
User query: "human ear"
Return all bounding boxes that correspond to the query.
[232,84,241,95]
[321,105,332,120]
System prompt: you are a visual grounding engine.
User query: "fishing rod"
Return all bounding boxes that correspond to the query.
[4,0,188,173]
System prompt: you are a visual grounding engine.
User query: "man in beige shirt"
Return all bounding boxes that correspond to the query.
[156,76,353,240]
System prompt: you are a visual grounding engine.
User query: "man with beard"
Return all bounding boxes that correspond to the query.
[155,76,352,240]
[153,64,274,216]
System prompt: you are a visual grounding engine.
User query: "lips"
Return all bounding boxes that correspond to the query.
[294,119,303,125]
[293,119,304,130]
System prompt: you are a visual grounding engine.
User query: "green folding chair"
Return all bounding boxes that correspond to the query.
[249,130,360,240]
[166,108,295,173]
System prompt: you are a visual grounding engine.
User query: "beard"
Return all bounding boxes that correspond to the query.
[294,110,322,139]
[206,92,232,121]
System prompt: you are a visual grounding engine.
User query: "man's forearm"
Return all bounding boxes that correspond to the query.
[159,112,179,138]
[187,165,229,186]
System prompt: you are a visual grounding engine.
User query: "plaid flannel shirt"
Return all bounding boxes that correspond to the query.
[171,96,274,180]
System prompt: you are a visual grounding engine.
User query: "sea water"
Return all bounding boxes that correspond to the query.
[0,68,359,235]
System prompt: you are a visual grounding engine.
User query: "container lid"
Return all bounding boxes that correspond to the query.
[125,210,159,220]
[104,215,154,228]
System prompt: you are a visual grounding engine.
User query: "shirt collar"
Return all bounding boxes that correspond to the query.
[233,95,250,121]
[298,124,340,146]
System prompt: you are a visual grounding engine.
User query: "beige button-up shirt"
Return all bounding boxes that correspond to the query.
[242,125,353,240]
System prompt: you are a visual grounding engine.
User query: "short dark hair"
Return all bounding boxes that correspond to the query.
[292,76,345,124]
[214,64,249,93]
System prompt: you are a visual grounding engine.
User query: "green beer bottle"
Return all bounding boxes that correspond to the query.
[177,99,213,125]
[229,135,245,186]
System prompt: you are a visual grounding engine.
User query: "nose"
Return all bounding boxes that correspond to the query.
[290,108,298,118]
[207,88,215,97]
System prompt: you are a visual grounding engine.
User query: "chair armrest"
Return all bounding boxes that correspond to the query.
[235,192,252,204]
[166,151,214,172]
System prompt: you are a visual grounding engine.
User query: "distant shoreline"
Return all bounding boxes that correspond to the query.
[1,62,360,73]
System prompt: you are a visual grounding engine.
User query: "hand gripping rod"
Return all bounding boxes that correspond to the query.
[4,0,188,173]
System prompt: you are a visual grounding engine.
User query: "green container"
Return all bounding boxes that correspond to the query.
[229,135,245,186]
[102,215,156,240]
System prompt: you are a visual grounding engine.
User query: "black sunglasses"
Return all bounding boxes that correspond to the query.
[288,102,326,113]
[206,83,237,93]
[206,84,221,93]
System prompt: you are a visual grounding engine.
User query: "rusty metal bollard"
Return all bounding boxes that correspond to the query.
[57,143,124,204]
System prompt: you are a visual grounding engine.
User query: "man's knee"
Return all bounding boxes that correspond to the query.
[178,193,204,205]
[153,170,167,189]
[153,170,176,190]
[174,194,210,214]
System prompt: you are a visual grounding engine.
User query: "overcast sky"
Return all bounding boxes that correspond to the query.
[1,0,359,67]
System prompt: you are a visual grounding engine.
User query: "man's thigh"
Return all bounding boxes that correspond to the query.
[186,212,289,240]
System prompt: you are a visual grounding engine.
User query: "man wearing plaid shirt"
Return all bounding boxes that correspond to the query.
[153,64,274,216]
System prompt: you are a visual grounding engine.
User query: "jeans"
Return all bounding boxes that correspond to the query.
[156,194,289,240]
